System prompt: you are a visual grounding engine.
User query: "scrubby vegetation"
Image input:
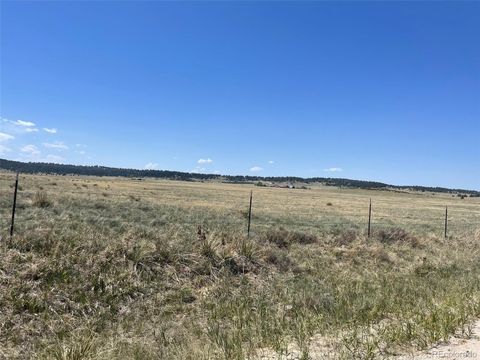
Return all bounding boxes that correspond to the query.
[32,190,52,208]
[1,158,479,195]
[1,173,480,359]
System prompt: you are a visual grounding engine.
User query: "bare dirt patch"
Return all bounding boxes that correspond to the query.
[395,320,480,359]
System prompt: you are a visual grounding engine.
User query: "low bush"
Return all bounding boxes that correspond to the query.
[264,227,317,248]
[376,227,420,247]
[32,191,52,208]
[334,229,359,246]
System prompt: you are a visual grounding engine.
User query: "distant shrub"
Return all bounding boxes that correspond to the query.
[326,202,333,206]
[264,227,317,248]
[265,248,298,272]
[334,230,358,246]
[223,254,258,275]
[289,230,317,244]
[265,228,291,248]
[255,181,266,187]
[94,201,107,210]
[128,194,140,202]
[32,191,52,208]
[376,228,419,247]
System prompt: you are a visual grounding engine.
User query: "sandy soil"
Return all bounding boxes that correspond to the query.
[254,321,480,359]
[396,321,480,359]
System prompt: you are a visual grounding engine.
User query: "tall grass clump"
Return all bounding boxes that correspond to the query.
[32,190,52,208]
[1,173,480,359]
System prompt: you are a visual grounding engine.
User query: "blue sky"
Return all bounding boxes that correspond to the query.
[0,2,479,189]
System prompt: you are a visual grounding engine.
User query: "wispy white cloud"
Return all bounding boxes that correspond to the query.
[43,141,68,150]
[268,160,274,164]
[0,144,11,155]
[323,167,343,172]
[77,150,87,155]
[0,132,14,142]
[21,144,40,156]
[145,162,159,170]
[3,118,57,135]
[250,166,263,172]
[197,158,213,164]
[1,118,41,134]
[43,128,57,134]
[13,120,35,127]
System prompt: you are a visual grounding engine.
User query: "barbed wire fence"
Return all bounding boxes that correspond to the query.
[1,172,479,241]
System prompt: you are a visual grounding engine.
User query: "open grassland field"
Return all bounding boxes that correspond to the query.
[1,172,480,359]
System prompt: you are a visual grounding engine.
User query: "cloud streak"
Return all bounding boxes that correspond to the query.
[323,167,343,172]
[250,166,263,172]
[0,132,14,142]
[21,144,40,156]
[197,158,213,164]
[13,120,35,127]
[43,141,69,150]
[2,117,56,135]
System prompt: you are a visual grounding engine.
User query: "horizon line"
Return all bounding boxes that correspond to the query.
[0,158,478,193]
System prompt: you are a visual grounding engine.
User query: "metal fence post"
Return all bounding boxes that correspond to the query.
[367,198,372,238]
[444,205,448,239]
[247,190,253,237]
[10,172,19,239]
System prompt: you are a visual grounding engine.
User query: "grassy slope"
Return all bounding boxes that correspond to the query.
[1,173,480,359]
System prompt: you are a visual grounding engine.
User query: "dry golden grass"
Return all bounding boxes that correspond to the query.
[1,172,477,237]
[0,172,479,359]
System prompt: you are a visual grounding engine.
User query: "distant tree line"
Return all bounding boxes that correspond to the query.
[1,158,478,196]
